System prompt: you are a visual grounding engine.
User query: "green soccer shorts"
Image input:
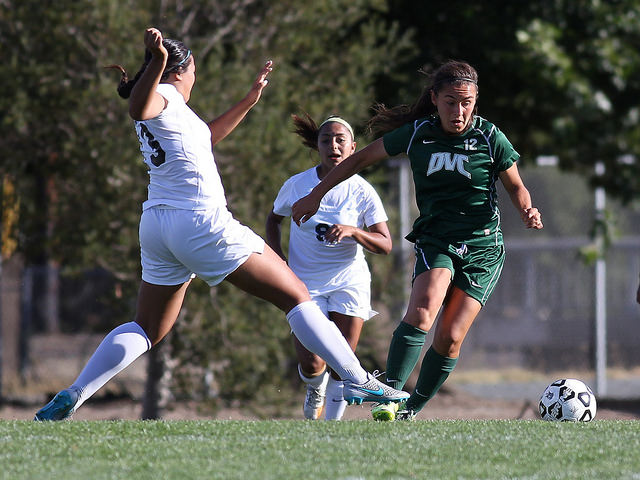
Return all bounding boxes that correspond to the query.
[412,239,505,306]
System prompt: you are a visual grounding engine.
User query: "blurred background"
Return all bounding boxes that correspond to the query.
[0,0,639,419]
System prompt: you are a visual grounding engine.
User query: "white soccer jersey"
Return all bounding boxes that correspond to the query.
[135,83,227,211]
[273,167,388,293]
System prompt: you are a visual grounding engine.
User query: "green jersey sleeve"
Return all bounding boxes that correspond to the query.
[491,126,520,172]
[382,122,417,157]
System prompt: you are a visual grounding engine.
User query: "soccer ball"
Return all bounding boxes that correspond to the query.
[538,378,597,422]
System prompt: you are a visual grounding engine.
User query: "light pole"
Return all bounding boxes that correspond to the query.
[594,161,607,396]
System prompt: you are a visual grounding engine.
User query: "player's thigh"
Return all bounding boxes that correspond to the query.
[431,286,482,357]
[135,280,190,345]
[225,244,310,312]
[403,268,452,331]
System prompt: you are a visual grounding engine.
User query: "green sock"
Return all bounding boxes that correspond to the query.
[406,346,458,413]
[384,321,427,390]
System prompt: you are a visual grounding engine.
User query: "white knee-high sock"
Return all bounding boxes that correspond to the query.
[324,376,347,420]
[71,321,152,408]
[287,301,367,384]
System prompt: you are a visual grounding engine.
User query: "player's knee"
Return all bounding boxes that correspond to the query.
[270,273,311,312]
[301,357,326,376]
[403,307,435,331]
[434,328,465,356]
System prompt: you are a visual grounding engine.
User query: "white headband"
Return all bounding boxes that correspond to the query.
[318,116,354,140]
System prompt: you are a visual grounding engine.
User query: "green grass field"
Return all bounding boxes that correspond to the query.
[2,419,638,479]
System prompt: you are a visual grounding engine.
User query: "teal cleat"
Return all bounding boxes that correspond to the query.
[34,388,79,421]
[343,372,409,405]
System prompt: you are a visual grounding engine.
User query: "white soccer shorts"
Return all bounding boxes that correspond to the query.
[140,205,264,286]
[309,283,378,321]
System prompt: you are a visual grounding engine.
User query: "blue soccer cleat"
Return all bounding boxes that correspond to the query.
[34,388,80,421]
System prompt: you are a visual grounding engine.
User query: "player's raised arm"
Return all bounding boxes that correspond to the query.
[208,61,273,147]
[128,28,169,121]
[291,138,388,225]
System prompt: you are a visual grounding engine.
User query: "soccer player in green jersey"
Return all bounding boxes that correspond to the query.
[291,60,543,421]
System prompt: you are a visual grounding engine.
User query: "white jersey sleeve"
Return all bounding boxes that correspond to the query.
[272,174,299,217]
[357,177,389,228]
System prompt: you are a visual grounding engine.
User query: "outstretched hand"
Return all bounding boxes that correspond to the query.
[521,207,543,229]
[291,193,321,226]
[245,60,273,106]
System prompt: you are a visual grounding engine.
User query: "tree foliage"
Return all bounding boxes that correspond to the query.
[379,0,640,201]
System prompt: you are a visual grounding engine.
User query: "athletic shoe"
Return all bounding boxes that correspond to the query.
[303,372,329,420]
[34,388,79,421]
[395,405,417,421]
[371,401,401,421]
[343,372,410,405]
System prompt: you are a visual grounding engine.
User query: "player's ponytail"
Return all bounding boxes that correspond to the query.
[104,63,142,99]
[292,112,321,150]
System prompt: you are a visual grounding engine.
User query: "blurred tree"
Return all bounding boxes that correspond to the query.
[0,0,154,335]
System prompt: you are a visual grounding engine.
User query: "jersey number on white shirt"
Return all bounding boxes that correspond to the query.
[138,123,166,167]
[315,223,332,242]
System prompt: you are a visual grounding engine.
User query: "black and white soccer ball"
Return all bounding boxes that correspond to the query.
[539,378,597,422]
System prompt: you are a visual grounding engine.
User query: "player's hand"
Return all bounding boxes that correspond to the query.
[291,193,321,225]
[521,207,543,229]
[144,28,168,59]
[324,224,356,244]
[245,60,273,106]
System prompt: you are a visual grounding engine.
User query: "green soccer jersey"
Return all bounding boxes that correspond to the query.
[383,115,518,247]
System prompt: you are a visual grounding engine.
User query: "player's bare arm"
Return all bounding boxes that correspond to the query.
[499,163,543,230]
[265,210,288,261]
[291,138,388,225]
[325,222,392,255]
[129,28,168,121]
[208,60,273,147]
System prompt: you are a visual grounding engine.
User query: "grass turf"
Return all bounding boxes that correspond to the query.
[2,419,639,479]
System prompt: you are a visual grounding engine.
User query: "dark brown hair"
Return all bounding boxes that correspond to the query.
[291,112,320,150]
[105,38,192,99]
[368,60,479,136]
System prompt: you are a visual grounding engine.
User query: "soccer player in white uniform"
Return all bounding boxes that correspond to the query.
[266,114,392,420]
[34,28,408,421]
